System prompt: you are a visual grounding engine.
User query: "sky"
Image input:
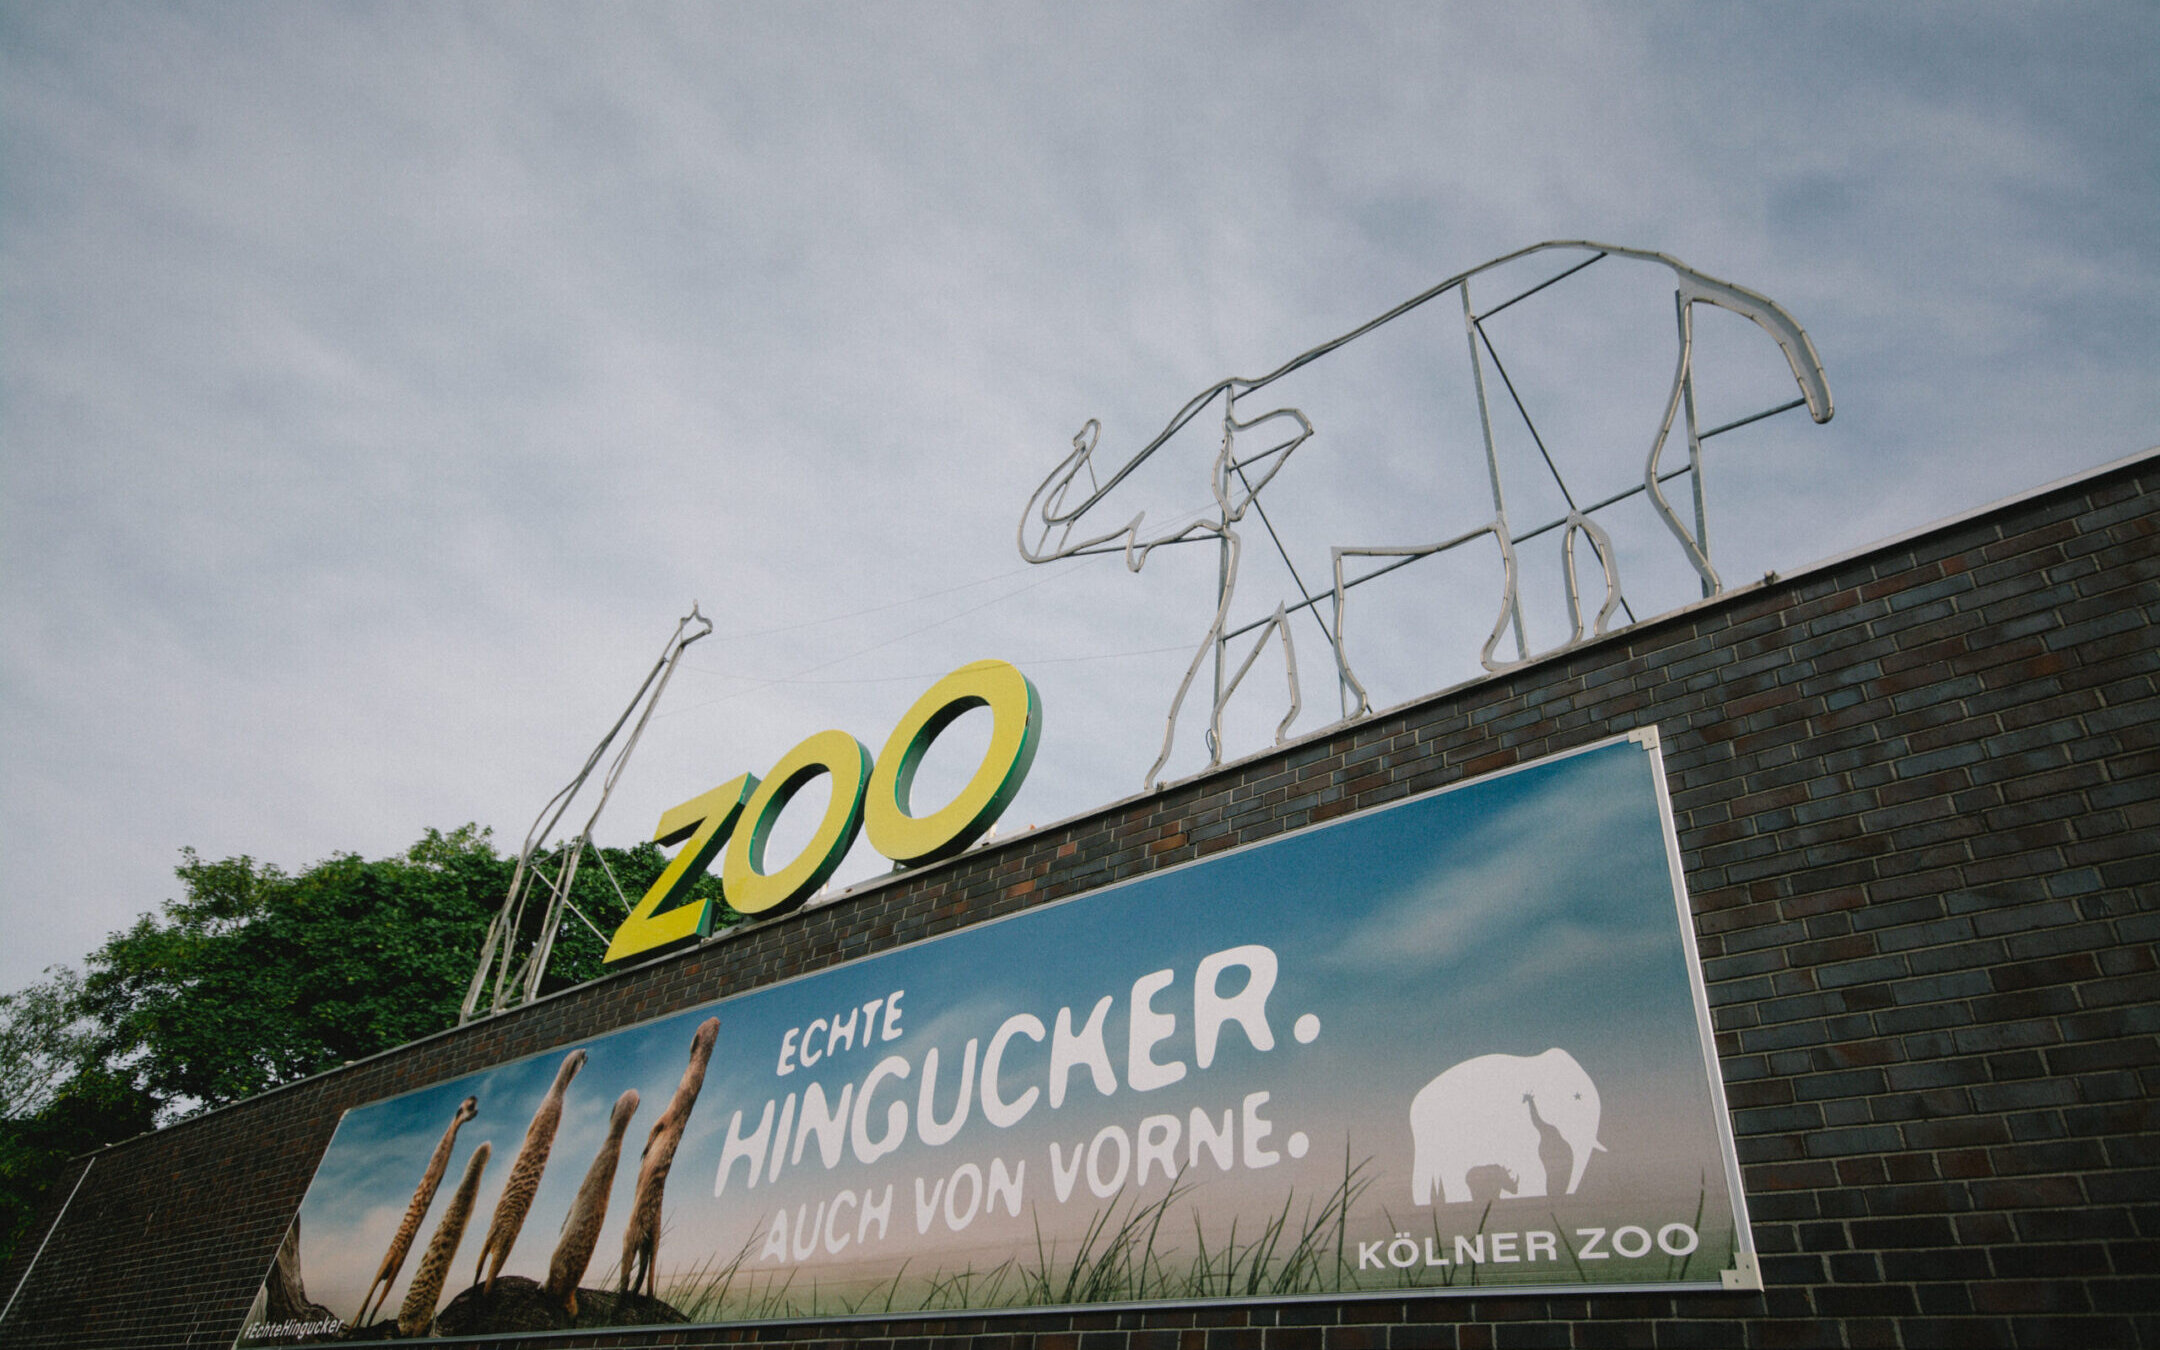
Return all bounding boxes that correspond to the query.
[4,2,2156,996]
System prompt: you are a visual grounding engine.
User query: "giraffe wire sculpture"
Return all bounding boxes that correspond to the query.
[1019,240,1833,789]
[461,604,712,1022]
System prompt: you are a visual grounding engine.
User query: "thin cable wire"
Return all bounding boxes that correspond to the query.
[661,563,1124,717]
[1475,320,1641,627]
[711,557,1092,642]
[718,643,1198,689]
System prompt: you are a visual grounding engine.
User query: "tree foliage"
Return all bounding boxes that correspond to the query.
[0,823,723,1267]
[0,968,95,1122]
[75,826,511,1108]
[0,1064,157,1271]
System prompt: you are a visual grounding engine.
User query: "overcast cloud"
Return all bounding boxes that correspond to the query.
[4,2,2155,993]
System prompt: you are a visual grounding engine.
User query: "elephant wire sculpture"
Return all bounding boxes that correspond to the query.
[1018,241,1834,789]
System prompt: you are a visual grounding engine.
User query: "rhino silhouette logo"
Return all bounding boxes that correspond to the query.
[1410,1048,1606,1204]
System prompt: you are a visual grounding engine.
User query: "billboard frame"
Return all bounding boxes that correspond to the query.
[239,725,1759,1346]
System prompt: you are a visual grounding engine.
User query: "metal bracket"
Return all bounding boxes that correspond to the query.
[1722,1250,1762,1291]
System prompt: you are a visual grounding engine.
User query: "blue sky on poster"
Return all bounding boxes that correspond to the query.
[3,2,2156,993]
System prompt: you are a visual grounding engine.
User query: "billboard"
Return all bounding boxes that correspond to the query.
[237,729,1755,1344]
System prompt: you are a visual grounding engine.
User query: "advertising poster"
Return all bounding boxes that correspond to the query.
[238,729,1755,1343]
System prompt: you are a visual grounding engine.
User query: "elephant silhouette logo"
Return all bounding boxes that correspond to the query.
[1409,1048,1606,1205]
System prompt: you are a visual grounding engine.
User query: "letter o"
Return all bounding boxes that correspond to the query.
[1611,1225,1652,1259]
[723,729,872,916]
[864,660,1042,866]
[1085,1124,1131,1198]
[1657,1223,1699,1257]
[944,1163,983,1230]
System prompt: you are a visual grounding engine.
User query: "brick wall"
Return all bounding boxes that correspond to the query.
[3,451,2153,1350]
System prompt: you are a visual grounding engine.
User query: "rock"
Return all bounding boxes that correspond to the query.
[431,1278,564,1335]
[251,1217,343,1342]
[576,1286,693,1326]
[429,1275,689,1336]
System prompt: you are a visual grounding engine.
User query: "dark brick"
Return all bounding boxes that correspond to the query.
[7,457,2156,1350]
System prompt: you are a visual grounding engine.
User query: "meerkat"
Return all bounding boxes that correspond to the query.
[397,1141,491,1338]
[354,1095,478,1328]
[473,1048,587,1292]
[543,1088,640,1318]
[619,1016,720,1300]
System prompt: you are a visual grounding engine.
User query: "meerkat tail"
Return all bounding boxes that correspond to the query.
[397,1141,491,1339]
[618,1121,664,1299]
[617,1018,718,1301]
[474,1049,585,1293]
[547,1088,639,1316]
[618,1166,654,1297]
[356,1095,475,1327]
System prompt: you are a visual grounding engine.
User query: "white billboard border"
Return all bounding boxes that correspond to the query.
[237,725,1762,1345]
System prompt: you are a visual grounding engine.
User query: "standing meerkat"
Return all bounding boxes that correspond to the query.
[619,1016,720,1300]
[474,1048,587,1292]
[544,1088,640,1317]
[397,1141,491,1338]
[354,1095,478,1328]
